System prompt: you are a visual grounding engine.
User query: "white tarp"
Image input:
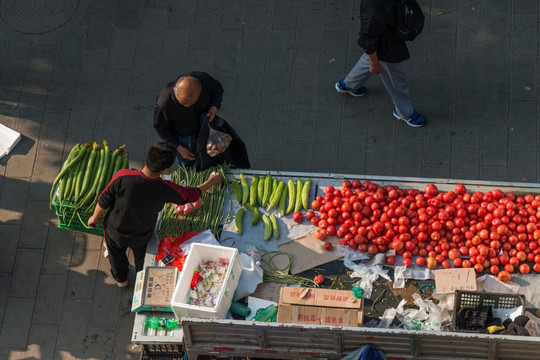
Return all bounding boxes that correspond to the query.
[0,122,21,159]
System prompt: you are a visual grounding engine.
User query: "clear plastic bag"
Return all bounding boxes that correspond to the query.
[206,124,232,157]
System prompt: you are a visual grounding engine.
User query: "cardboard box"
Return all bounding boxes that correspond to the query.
[277,287,363,326]
[132,266,179,312]
[171,243,243,320]
[434,268,477,294]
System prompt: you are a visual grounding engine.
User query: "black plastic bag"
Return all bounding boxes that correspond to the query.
[195,114,250,171]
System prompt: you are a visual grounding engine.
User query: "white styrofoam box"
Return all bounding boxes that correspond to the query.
[171,243,243,320]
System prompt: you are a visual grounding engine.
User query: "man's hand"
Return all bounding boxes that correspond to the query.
[196,172,223,194]
[207,172,223,186]
[370,62,382,74]
[207,106,218,122]
[367,52,382,74]
[88,215,100,228]
[177,144,195,160]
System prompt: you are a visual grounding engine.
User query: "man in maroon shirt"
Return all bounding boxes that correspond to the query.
[88,142,222,287]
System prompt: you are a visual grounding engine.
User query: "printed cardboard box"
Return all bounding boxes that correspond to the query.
[277,287,363,326]
[131,266,179,312]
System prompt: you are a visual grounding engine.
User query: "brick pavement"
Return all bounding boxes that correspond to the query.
[0,0,539,359]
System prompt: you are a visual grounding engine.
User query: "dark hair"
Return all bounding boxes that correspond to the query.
[145,142,176,173]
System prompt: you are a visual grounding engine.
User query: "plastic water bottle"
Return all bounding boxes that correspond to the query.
[229,301,251,317]
[144,317,160,336]
[245,243,261,266]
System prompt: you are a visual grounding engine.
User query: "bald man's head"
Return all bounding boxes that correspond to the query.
[173,76,202,107]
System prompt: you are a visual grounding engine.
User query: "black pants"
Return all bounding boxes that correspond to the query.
[104,227,149,282]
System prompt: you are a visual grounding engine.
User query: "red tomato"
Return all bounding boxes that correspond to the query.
[519,263,531,274]
[323,242,333,251]
[292,211,304,223]
[183,203,195,214]
[416,256,426,266]
[403,258,412,267]
[314,229,327,241]
[310,216,320,226]
[341,202,352,213]
[367,244,379,255]
[474,263,484,273]
[342,180,352,188]
[505,264,515,273]
[490,265,500,275]
[386,255,395,265]
[498,271,511,283]
[448,248,461,260]
[534,263,540,273]
[424,184,439,197]
[352,179,362,189]
[311,199,322,211]
[193,199,203,210]
[326,225,336,235]
[455,184,466,195]
[314,274,325,285]
[426,257,437,269]
[305,210,315,220]
[175,204,185,214]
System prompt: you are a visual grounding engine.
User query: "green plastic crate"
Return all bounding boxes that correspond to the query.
[52,195,104,235]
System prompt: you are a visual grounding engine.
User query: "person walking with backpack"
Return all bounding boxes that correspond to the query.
[335,0,426,128]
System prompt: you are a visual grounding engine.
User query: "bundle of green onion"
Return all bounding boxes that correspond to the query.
[158,164,231,239]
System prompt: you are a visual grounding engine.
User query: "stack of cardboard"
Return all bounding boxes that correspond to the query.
[277,287,363,326]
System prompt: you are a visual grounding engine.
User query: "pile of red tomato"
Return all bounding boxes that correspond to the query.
[307,179,540,282]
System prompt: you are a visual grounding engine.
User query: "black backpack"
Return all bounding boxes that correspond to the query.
[394,0,425,41]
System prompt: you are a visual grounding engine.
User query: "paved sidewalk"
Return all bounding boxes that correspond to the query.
[0,0,539,359]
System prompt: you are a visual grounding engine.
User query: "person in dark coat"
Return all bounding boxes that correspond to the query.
[87,142,222,287]
[154,71,224,166]
[334,0,426,128]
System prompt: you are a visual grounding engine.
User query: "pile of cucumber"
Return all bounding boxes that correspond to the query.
[230,173,311,241]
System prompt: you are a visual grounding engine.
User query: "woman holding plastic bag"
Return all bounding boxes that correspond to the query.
[194,114,250,171]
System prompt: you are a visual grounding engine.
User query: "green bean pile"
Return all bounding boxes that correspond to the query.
[158,163,231,239]
[50,140,129,228]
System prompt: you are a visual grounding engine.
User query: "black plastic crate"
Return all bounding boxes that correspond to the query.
[140,344,184,360]
[452,290,526,332]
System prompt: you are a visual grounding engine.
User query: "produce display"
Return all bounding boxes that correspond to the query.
[307,179,540,281]
[158,164,230,239]
[230,173,312,241]
[50,140,129,230]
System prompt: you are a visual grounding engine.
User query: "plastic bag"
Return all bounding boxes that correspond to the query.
[206,124,232,157]
[155,231,200,270]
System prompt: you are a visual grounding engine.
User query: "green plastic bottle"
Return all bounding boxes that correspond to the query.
[145,317,161,336]
[229,301,251,317]
[252,305,278,322]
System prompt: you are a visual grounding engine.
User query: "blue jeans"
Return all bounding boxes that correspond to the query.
[176,135,197,167]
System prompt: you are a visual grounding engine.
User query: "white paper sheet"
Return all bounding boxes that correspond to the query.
[0,122,21,159]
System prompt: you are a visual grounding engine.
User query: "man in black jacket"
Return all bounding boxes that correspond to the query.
[335,0,426,127]
[154,71,224,166]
